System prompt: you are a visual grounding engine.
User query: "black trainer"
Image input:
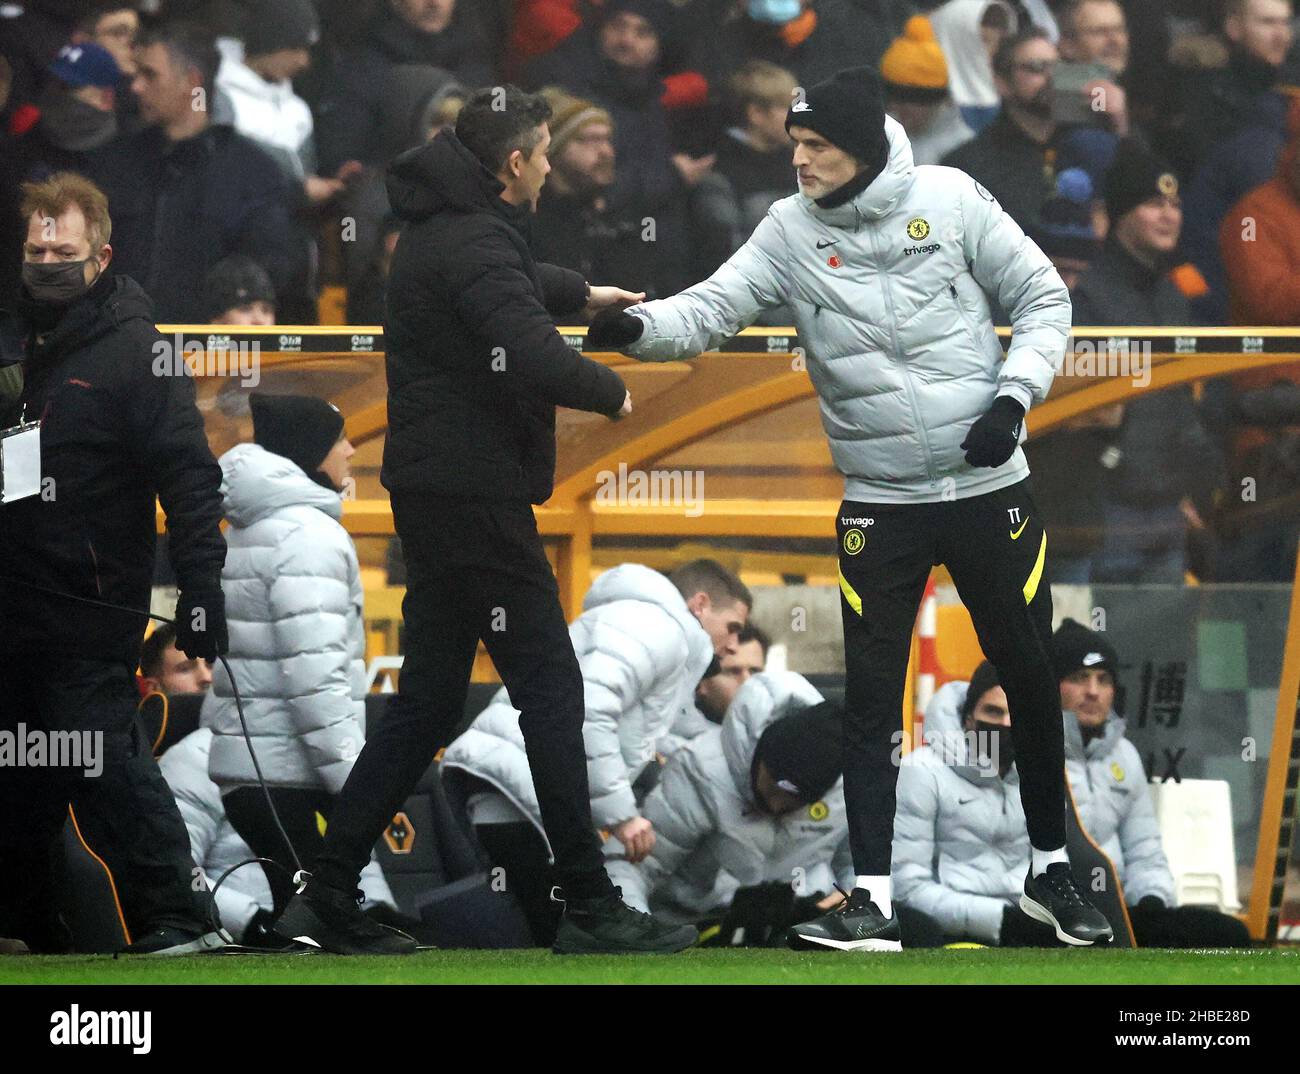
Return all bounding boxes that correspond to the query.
[788,889,902,952]
[123,926,231,956]
[552,888,697,954]
[274,880,417,955]
[1020,862,1114,946]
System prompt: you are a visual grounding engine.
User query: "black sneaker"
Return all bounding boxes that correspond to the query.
[552,888,697,954]
[274,880,417,955]
[1020,863,1114,946]
[787,889,902,952]
[123,926,231,956]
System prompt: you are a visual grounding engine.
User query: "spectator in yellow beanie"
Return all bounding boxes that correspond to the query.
[881,15,975,165]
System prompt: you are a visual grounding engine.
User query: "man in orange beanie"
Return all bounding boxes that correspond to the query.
[881,15,974,165]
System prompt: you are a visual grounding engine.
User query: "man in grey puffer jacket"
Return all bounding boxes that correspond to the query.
[609,672,851,940]
[1052,620,1251,948]
[203,394,371,920]
[588,65,1109,949]
[441,558,750,945]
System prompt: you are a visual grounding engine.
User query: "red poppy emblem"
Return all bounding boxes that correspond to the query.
[827,255,842,268]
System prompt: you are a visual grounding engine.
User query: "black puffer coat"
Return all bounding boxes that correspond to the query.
[381,130,626,504]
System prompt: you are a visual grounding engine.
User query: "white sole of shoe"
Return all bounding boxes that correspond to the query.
[790,933,903,952]
[134,929,231,957]
[1019,894,1108,947]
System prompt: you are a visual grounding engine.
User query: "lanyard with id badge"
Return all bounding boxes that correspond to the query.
[0,403,42,503]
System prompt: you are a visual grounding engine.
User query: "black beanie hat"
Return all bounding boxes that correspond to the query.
[752,699,844,804]
[202,255,276,321]
[1051,618,1119,681]
[961,660,1003,719]
[1103,139,1179,225]
[785,66,887,167]
[249,393,344,487]
[243,0,320,58]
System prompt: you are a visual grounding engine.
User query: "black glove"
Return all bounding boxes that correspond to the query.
[999,904,1057,947]
[174,585,228,662]
[718,881,796,947]
[587,308,644,349]
[961,395,1025,468]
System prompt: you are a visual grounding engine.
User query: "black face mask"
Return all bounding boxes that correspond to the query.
[39,93,119,152]
[22,258,101,307]
[972,719,1015,773]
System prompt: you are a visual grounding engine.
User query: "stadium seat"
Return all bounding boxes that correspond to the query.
[1147,778,1242,912]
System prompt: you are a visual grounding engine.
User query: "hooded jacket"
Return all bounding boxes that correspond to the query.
[608,672,853,920]
[0,271,225,663]
[313,2,494,171]
[203,443,367,795]
[1063,711,1174,906]
[623,116,1069,504]
[215,37,316,181]
[380,130,627,504]
[160,728,394,939]
[442,563,715,839]
[893,680,1027,942]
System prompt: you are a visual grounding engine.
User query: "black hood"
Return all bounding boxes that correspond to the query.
[387,129,526,224]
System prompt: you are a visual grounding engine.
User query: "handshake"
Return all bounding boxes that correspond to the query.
[587,307,645,350]
[584,289,645,420]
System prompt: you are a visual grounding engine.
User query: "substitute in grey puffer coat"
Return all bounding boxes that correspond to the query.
[893,679,1028,942]
[204,443,368,795]
[622,116,1070,504]
[609,672,853,920]
[442,564,715,844]
[1063,711,1175,906]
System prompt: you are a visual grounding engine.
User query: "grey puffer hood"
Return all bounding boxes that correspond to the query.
[920,679,1017,788]
[219,442,342,529]
[806,114,914,229]
[720,671,826,804]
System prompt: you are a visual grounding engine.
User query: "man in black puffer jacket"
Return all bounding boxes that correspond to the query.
[277,85,697,957]
[0,172,227,955]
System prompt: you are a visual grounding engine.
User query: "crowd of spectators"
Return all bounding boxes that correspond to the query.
[1,0,1299,583]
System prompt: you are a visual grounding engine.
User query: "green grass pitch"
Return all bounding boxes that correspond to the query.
[3,947,1296,985]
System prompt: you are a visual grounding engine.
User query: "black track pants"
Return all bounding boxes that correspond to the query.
[837,478,1065,875]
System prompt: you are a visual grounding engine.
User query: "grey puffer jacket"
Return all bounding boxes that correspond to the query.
[204,444,367,795]
[893,680,1027,942]
[1064,712,1175,906]
[442,564,715,844]
[623,116,1070,504]
[608,672,853,920]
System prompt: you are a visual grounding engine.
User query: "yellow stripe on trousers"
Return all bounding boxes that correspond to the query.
[1023,531,1047,605]
[839,567,862,616]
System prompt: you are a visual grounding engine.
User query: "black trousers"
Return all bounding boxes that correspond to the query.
[223,786,334,916]
[0,654,217,943]
[473,820,563,947]
[837,478,1065,875]
[312,493,612,899]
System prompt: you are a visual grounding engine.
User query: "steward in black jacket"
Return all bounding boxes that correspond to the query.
[0,270,226,664]
[381,128,627,503]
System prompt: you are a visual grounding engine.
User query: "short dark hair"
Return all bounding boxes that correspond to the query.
[455,84,552,174]
[993,26,1053,78]
[669,558,753,609]
[140,623,177,679]
[139,19,220,103]
[737,622,770,657]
